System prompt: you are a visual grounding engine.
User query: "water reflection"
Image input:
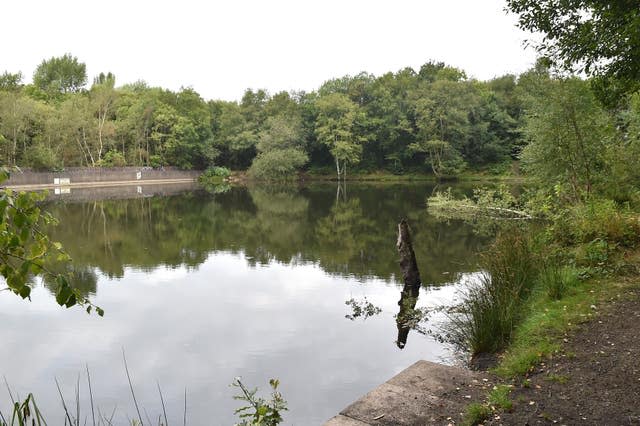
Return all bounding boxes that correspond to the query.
[43,183,489,288]
[0,182,494,424]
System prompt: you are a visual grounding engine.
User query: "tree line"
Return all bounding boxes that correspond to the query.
[1,51,639,188]
[0,56,533,178]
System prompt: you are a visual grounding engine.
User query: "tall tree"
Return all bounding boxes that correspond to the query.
[0,71,23,92]
[90,73,118,164]
[506,0,640,105]
[521,77,613,200]
[315,93,366,180]
[33,54,87,95]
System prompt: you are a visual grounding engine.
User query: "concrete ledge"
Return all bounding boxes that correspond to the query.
[4,178,197,191]
[325,360,489,426]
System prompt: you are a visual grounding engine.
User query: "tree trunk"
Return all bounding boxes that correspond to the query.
[397,219,421,288]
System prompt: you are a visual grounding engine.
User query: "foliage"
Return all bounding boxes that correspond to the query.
[344,297,382,320]
[314,93,366,179]
[0,169,101,314]
[538,262,579,300]
[0,56,540,175]
[506,0,640,105]
[200,166,231,179]
[551,199,640,247]
[249,149,308,180]
[462,402,491,426]
[520,77,612,201]
[233,378,287,426]
[24,143,61,171]
[447,229,538,354]
[33,53,87,95]
[409,139,465,177]
[99,150,126,167]
[248,115,308,179]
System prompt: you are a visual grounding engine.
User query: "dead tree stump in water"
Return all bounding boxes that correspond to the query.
[397,219,421,289]
[396,219,422,349]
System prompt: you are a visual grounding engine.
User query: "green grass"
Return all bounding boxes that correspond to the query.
[462,403,491,426]
[447,229,539,354]
[493,275,629,378]
[488,385,513,410]
[545,374,569,384]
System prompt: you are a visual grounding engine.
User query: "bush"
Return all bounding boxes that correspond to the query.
[448,229,538,354]
[248,149,308,180]
[552,199,640,247]
[199,166,231,187]
[25,144,60,171]
[204,166,231,178]
[538,262,579,300]
[149,154,164,168]
[99,150,126,167]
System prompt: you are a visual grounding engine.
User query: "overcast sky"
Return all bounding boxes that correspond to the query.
[2,0,537,101]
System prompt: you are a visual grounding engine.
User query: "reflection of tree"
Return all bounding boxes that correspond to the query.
[243,186,310,265]
[41,184,491,299]
[315,198,378,276]
[396,283,419,349]
[42,266,98,298]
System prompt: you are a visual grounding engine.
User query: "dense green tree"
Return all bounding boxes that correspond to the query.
[520,77,613,200]
[315,93,366,179]
[0,57,537,174]
[0,71,23,92]
[33,53,87,95]
[506,0,640,105]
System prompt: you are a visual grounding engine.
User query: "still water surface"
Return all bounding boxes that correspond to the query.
[0,182,488,425]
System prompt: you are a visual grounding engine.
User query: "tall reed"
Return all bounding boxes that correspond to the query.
[448,228,539,354]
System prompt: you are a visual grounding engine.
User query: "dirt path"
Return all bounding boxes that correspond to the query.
[487,284,640,425]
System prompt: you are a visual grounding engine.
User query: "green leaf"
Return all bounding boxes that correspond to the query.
[55,284,72,306]
[65,294,77,308]
[18,285,31,299]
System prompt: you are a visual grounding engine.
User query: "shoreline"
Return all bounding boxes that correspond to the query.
[3,177,198,191]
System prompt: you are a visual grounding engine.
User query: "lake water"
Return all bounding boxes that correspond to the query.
[0,182,489,425]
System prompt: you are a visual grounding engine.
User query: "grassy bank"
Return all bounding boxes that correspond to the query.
[457,206,640,425]
[224,166,527,184]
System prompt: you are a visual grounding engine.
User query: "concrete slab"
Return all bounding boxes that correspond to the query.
[324,360,487,426]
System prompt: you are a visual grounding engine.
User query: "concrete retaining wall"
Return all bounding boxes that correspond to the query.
[4,167,201,186]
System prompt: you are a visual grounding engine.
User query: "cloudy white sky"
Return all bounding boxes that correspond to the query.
[2,0,537,101]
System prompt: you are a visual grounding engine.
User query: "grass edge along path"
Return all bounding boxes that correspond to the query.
[461,258,640,426]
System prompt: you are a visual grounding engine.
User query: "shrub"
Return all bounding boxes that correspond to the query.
[100,150,126,167]
[248,149,308,180]
[149,154,164,168]
[552,199,640,247]
[205,166,231,178]
[463,403,491,426]
[448,229,538,354]
[25,144,60,171]
[538,263,579,300]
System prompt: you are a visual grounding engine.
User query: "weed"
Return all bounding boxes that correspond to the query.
[462,402,491,426]
[488,385,513,411]
[447,229,538,354]
[233,378,287,426]
[538,262,579,300]
[545,374,569,384]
